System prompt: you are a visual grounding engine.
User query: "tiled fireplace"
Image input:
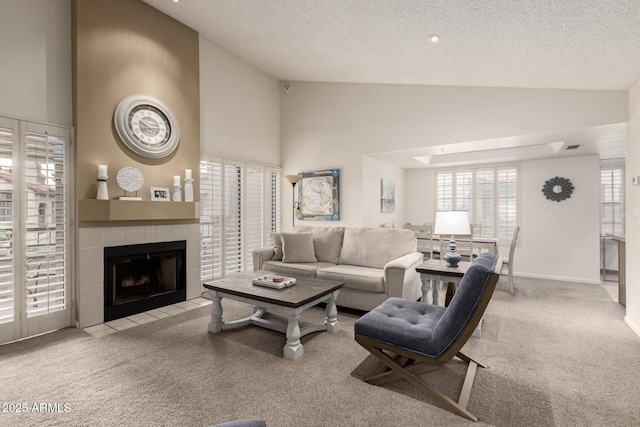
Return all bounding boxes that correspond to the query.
[77,224,201,328]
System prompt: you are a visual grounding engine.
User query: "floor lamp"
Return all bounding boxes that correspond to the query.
[284,174,301,228]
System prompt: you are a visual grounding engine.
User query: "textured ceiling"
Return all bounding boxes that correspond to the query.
[143,0,640,90]
[141,0,635,164]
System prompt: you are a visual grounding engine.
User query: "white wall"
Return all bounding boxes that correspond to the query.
[199,36,280,166]
[0,0,72,126]
[517,156,601,283]
[625,79,640,336]
[362,156,405,228]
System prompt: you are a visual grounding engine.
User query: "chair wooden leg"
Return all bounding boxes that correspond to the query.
[508,263,515,294]
[359,341,480,422]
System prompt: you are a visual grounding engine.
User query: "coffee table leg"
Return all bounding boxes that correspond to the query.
[283,313,303,360]
[325,291,339,333]
[208,292,223,333]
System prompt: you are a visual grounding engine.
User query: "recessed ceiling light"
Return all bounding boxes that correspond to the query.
[428,34,441,43]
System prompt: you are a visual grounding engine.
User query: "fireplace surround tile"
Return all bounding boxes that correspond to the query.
[76,224,201,329]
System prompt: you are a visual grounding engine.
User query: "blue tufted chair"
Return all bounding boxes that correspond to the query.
[354,252,502,422]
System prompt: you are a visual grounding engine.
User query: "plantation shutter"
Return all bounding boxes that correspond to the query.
[497,167,518,241]
[265,167,281,237]
[24,129,67,317]
[200,157,281,280]
[200,158,223,281]
[475,169,495,237]
[436,166,519,243]
[601,168,624,235]
[0,124,14,324]
[224,160,244,275]
[244,164,264,271]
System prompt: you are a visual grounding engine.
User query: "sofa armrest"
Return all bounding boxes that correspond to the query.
[384,252,424,300]
[252,247,275,271]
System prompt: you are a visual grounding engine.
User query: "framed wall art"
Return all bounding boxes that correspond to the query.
[297,169,340,221]
[380,178,395,213]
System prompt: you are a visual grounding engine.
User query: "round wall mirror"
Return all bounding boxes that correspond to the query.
[542,177,574,202]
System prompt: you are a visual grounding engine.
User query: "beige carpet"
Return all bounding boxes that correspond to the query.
[1,277,639,427]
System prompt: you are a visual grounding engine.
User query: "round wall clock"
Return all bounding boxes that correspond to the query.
[542,176,574,202]
[113,94,180,159]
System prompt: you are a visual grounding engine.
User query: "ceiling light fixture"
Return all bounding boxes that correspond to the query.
[428,34,440,43]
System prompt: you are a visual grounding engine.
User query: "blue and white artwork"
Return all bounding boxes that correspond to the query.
[381,179,395,213]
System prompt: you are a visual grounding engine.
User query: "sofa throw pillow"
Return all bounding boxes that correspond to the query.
[294,226,344,264]
[272,232,283,261]
[281,232,318,263]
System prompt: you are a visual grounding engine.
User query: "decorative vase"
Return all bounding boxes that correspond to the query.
[184,178,193,202]
[172,184,182,202]
[97,165,109,200]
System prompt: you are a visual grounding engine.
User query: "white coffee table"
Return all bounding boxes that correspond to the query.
[203,271,343,360]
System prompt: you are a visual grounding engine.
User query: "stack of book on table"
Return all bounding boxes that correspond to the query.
[252,275,297,289]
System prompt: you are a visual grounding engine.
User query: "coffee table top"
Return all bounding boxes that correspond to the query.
[203,271,344,308]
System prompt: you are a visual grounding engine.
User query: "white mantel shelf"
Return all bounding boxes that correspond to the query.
[78,199,200,221]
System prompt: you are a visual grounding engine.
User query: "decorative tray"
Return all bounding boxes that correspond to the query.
[252,275,296,289]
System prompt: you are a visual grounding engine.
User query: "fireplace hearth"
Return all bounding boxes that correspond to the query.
[104,240,186,322]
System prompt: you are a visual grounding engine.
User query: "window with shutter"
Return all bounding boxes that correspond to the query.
[0,118,71,344]
[436,165,519,244]
[600,167,624,235]
[0,125,14,325]
[200,157,281,281]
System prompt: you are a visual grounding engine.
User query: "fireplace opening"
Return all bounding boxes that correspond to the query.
[104,240,186,322]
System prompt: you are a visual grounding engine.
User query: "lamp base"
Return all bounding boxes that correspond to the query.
[443,251,461,268]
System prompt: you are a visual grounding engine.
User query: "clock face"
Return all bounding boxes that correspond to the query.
[128,105,171,147]
[114,95,180,159]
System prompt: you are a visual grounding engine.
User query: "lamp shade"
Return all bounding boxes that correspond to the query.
[434,211,471,235]
[284,174,301,185]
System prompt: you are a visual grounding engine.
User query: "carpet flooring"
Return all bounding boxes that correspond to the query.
[1,277,639,427]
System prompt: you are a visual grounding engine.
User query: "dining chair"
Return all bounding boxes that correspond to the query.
[502,226,520,294]
[405,223,435,259]
[470,223,482,237]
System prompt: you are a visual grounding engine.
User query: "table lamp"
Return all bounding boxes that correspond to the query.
[434,210,471,267]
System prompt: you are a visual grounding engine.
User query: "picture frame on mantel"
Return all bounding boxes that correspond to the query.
[150,187,170,201]
[297,169,340,221]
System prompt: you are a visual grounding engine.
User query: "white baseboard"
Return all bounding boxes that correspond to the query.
[514,272,601,285]
[624,316,640,339]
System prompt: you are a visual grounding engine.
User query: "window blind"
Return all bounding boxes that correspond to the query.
[0,126,14,324]
[200,157,281,281]
[600,168,624,235]
[436,165,519,243]
[24,131,67,317]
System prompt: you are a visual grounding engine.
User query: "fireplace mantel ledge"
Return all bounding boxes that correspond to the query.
[78,199,199,221]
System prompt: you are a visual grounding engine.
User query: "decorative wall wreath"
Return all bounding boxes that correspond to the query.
[542,176,574,202]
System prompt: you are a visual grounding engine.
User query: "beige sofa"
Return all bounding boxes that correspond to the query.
[252,226,424,311]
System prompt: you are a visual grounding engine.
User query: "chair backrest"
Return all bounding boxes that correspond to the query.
[431,253,502,361]
[508,226,520,262]
[406,223,435,258]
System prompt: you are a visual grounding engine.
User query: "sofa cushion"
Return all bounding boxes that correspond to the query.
[262,261,334,278]
[295,226,344,264]
[281,232,317,263]
[316,265,385,293]
[272,232,283,261]
[338,227,416,269]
